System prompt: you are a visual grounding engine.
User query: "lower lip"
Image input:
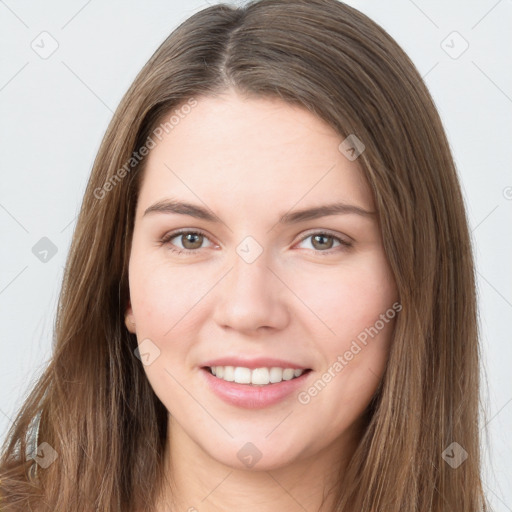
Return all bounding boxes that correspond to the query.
[200,368,311,409]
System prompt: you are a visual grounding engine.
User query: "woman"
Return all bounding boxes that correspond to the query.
[0,0,489,510]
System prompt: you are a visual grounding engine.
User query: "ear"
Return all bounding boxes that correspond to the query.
[125,300,137,333]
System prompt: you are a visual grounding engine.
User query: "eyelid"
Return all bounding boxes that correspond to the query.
[296,228,353,245]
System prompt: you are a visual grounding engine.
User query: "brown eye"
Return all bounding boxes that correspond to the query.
[297,231,352,255]
[160,229,213,255]
[180,232,204,250]
[311,234,335,250]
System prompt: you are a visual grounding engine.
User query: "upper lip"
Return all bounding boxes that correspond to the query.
[201,357,311,370]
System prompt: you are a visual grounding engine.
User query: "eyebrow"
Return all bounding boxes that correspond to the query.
[143,198,376,224]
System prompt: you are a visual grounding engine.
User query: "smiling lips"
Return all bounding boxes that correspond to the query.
[200,358,312,408]
[208,365,306,385]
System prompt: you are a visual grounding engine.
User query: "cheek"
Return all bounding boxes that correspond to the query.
[298,317,395,440]
[295,252,397,341]
[128,256,199,405]
[129,254,206,339]
[127,256,207,402]
[294,252,397,402]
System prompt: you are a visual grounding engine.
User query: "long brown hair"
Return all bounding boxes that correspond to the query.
[0,0,489,510]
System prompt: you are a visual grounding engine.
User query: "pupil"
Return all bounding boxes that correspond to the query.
[184,233,201,249]
[314,234,332,249]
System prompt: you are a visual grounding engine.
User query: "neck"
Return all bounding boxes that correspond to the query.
[155,415,363,512]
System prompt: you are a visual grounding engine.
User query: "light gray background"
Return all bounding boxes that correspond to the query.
[1,0,511,509]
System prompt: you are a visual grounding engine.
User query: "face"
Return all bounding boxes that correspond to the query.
[125,89,399,472]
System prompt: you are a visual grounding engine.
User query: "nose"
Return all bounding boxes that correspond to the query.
[211,248,290,335]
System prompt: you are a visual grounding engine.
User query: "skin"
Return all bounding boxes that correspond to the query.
[125,89,398,512]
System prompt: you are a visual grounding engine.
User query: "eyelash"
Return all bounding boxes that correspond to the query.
[158,228,352,257]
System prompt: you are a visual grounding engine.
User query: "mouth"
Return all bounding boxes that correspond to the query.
[199,357,313,408]
[202,365,312,386]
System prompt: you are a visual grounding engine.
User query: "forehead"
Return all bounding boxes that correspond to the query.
[136,91,373,216]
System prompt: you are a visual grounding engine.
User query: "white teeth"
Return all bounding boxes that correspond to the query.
[269,367,283,383]
[234,367,251,384]
[251,367,270,385]
[282,368,295,380]
[223,366,235,382]
[209,366,306,385]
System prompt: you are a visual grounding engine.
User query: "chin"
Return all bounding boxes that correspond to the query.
[201,435,309,472]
